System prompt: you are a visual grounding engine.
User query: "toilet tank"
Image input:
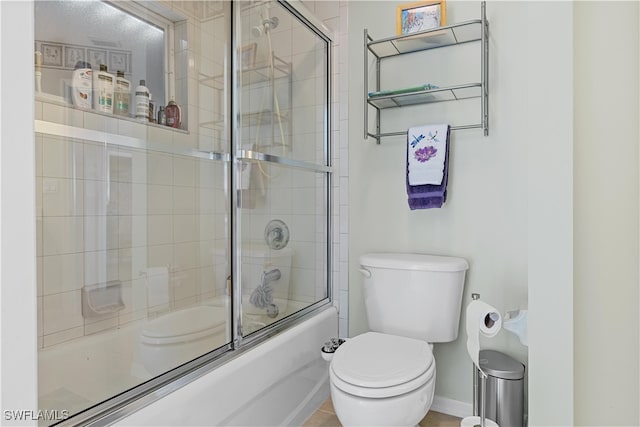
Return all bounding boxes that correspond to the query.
[359,253,468,343]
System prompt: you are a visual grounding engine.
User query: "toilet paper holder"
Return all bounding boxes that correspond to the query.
[467,293,527,427]
[470,293,491,427]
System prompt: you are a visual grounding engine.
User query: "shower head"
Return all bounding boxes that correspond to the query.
[251,16,279,38]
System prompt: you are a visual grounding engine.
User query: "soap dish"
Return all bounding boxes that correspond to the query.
[82,280,125,318]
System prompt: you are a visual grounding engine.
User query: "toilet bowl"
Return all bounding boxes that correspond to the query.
[328,253,468,427]
[329,332,435,427]
[138,305,228,375]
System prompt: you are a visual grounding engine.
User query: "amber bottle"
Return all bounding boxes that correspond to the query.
[165,99,181,129]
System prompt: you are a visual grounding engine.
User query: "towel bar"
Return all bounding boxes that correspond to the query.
[367,123,484,141]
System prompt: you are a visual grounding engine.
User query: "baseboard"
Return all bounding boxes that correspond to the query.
[431,395,473,419]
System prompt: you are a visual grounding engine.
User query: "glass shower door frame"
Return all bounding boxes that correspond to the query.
[230,0,334,349]
[42,1,334,425]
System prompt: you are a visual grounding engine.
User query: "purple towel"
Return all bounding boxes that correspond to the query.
[406,125,451,210]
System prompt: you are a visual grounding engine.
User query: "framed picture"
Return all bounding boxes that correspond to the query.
[240,43,257,70]
[397,1,446,35]
[109,51,128,73]
[41,43,63,67]
[87,49,107,69]
[64,46,85,69]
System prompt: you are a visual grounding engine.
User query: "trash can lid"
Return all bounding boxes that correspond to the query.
[479,350,525,380]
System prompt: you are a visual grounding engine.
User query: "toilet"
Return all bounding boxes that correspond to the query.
[329,253,468,427]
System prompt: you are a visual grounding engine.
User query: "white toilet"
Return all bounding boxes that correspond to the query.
[329,253,468,427]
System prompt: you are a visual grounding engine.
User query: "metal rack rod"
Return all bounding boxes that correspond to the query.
[481,1,489,137]
[368,123,484,140]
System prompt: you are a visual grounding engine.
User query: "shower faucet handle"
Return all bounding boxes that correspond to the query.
[264,219,289,250]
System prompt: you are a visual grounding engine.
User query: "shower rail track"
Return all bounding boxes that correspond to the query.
[35,122,332,174]
[35,120,230,162]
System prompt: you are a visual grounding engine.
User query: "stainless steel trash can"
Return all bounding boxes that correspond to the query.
[476,349,526,427]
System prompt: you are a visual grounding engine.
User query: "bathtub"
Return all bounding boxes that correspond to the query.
[38,301,337,426]
[115,305,337,426]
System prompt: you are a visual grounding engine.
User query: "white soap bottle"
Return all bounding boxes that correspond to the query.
[71,61,93,109]
[93,64,114,113]
[114,70,131,117]
[135,79,150,122]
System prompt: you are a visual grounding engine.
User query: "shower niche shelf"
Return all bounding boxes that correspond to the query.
[199,53,291,140]
[364,1,489,143]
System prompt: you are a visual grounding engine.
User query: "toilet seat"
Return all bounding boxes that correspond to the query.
[141,305,227,345]
[330,332,435,398]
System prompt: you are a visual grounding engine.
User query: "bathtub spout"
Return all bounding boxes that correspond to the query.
[262,268,281,285]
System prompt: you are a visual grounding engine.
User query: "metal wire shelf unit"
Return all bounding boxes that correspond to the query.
[364,1,489,143]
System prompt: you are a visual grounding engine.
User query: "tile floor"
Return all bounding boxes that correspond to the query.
[303,398,462,427]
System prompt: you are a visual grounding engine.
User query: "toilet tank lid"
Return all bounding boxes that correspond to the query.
[359,253,469,272]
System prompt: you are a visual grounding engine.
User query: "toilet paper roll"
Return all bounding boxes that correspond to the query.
[466,299,502,372]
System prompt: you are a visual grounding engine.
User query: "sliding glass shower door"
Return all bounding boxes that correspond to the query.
[33,0,331,424]
[234,0,331,338]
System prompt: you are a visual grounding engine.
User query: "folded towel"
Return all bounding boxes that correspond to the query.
[406,125,451,210]
[407,124,449,186]
[408,195,446,210]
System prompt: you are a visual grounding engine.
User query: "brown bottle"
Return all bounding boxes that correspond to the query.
[165,99,181,129]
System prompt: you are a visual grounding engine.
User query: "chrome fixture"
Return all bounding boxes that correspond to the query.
[251,16,279,37]
[264,219,289,250]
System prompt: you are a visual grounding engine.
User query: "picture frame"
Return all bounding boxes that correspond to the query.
[240,43,257,70]
[108,51,129,73]
[41,43,63,67]
[397,1,446,35]
[64,46,85,69]
[87,48,107,69]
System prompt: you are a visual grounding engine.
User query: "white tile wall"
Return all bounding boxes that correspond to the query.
[42,216,84,256]
[41,135,83,179]
[43,253,84,294]
[42,177,84,216]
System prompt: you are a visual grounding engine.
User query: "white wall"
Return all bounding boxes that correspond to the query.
[525,2,574,425]
[574,2,640,425]
[348,1,574,423]
[0,1,39,425]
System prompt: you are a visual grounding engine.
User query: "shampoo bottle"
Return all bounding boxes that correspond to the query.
[114,70,130,117]
[71,61,93,109]
[148,94,155,123]
[165,98,181,129]
[157,106,166,125]
[135,80,150,122]
[93,64,114,113]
